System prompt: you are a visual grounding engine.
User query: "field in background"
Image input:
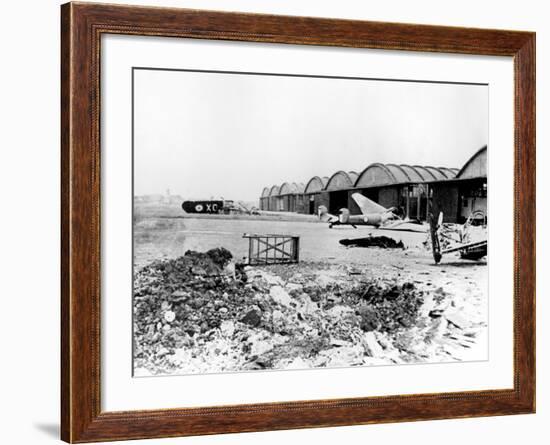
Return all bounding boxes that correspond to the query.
[135,201,318,222]
[134,205,429,269]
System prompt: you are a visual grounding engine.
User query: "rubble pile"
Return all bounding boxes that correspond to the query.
[346,282,424,333]
[133,248,251,359]
[134,248,486,376]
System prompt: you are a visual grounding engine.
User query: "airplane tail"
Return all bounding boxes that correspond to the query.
[318,205,338,223]
[351,193,390,216]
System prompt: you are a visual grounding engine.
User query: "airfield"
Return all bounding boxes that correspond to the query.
[135,210,427,267]
[133,202,488,375]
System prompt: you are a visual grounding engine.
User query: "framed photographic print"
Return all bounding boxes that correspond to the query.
[61,2,535,442]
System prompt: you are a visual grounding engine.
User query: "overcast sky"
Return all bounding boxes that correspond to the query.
[134,69,487,201]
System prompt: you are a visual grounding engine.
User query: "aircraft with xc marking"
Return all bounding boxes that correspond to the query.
[318,192,427,232]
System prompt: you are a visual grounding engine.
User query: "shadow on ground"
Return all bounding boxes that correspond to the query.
[33,422,59,439]
[432,261,487,268]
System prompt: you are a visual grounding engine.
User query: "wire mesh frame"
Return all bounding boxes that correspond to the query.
[243,234,300,265]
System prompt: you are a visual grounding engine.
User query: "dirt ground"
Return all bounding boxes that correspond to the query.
[133,205,488,376]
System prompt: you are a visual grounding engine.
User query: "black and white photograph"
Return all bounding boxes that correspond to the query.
[1,0,544,442]
[132,68,488,377]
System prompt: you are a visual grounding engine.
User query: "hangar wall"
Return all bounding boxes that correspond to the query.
[379,187,399,210]
[258,146,487,223]
[431,184,460,223]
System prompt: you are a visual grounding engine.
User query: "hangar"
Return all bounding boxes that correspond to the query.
[259,164,459,220]
[278,182,306,213]
[351,163,457,220]
[259,187,270,211]
[324,171,359,214]
[431,146,487,223]
[257,149,490,224]
[303,176,329,215]
[268,185,280,211]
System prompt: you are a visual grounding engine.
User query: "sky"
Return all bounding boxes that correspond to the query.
[134,68,488,201]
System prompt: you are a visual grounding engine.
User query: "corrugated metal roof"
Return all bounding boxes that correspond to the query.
[268,185,280,197]
[279,182,299,195]
[438,167,458,178]
[412,165,437,180]
[261,159,464,198]
[422,166,448,180]
[385,164,411,183]
[325,171,356,191]
[456,146,487,179]
[399,165,427,182]
[355,163,396,188]
[304,176,329,194]
[355,163,457,187]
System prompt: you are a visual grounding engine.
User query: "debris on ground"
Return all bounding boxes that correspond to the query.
[339,236,405,249]
[133,247,487,376]
[422,221,487,254]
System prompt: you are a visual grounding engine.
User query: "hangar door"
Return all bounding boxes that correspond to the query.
[329,190,349,214]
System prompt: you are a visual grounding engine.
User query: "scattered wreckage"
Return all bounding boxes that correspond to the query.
[317,192,487,264]
[429,210,487,264]
[339,236,405,249]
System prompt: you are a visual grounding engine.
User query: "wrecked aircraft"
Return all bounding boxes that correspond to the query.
[318,192,426,232]
[429,210,488,264]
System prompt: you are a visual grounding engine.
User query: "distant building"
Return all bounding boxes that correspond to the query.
[259,187,270,211]
[134,193,183,205]
[278,182,306,213]
[138,194,165,203]
[352,163,457,221]
[303,176,329,215]
[258,145,486,223]
[323,171,358,215]
[268,185,280,211]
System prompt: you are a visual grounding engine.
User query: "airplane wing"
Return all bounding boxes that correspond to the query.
[351,193,389,215]
[237,201,249,212]
[379,219,427,233]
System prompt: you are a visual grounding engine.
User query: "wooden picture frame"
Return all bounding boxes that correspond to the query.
[61,2,535,442]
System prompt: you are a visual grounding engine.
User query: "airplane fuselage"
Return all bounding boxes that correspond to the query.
[347,214,382,226]
[331,213,384,228]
